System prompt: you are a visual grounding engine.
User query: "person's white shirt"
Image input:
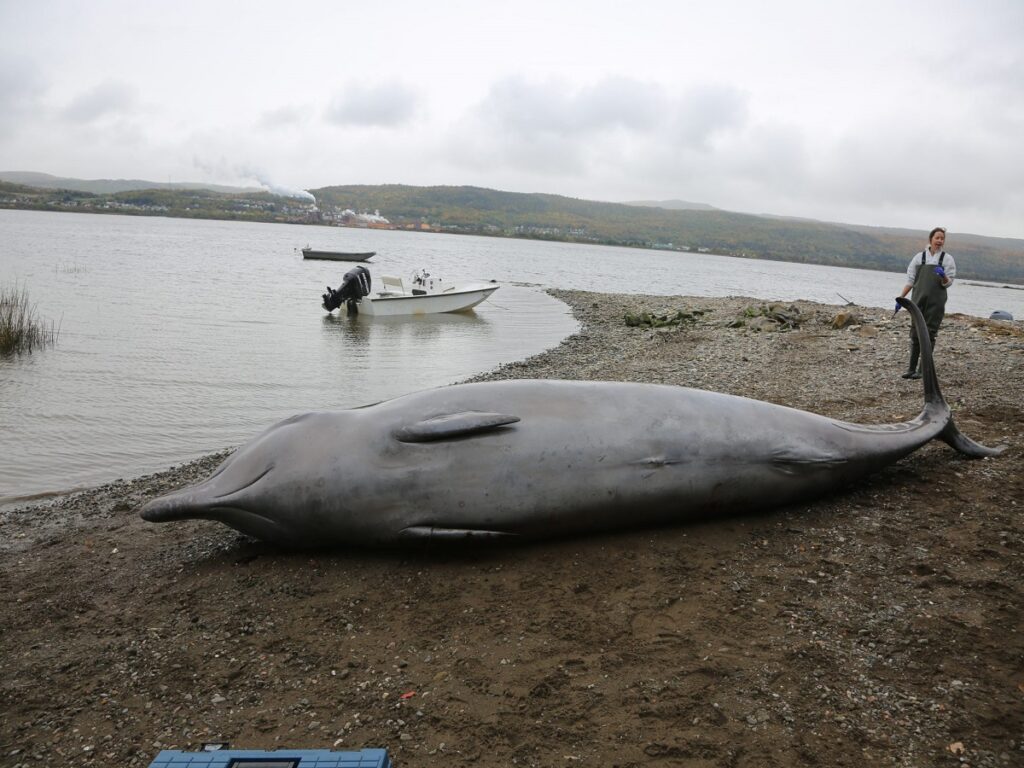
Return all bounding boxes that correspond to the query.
[905,249,956,287]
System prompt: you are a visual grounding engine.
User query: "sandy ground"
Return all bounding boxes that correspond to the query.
[1,290,1022,768]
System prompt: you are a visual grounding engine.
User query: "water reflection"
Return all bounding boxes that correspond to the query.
[322,312,371,345]
[321,306,492,348]
[323,307,491,339]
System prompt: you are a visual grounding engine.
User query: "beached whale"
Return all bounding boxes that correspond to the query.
[139,298,1004,547]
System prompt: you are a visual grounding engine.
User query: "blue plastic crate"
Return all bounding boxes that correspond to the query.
[147,747,390,768]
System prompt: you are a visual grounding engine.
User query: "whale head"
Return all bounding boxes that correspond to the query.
[139,413,347,545]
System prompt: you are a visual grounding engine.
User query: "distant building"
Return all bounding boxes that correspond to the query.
[400,220,435,231]
[327,208,394,229]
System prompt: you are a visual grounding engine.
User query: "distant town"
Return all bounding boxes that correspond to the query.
[0,185,433,232]
[321,206,435,233]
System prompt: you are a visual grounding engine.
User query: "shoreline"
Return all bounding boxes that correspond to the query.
[2,288,1017,524]
[2,288,1022,767]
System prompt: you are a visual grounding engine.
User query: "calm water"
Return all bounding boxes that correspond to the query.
[2,210,1021,502]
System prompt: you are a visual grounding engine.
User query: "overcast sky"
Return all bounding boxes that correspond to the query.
[2,0,1022,237]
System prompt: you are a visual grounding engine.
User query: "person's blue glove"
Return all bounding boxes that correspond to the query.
[934,266,947,279]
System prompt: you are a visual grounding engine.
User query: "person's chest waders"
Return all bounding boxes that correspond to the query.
[906,251,947,375]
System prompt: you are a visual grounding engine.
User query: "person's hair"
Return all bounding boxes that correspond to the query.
[928,227,947,241]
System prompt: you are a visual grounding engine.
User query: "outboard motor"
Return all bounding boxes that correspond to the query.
[322,266,372,315]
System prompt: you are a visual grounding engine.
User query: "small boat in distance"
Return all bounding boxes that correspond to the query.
[301,246,375,262]
[322,269,499,317]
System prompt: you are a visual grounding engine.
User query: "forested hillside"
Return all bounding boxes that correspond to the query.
[314,185,1024,284]
[3,176,1021,283]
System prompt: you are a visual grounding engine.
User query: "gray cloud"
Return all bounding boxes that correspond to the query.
[259,105,306,130]
[672,85,749,149]
[591,118,810,217]
[0,56,46,137]
[445,127,588,178]
[440,76,670,181]
[325,82,418,127]
[816,118,1024,235]
[476,76,664,137]
[447,77,760,192]
[62,80,139,123]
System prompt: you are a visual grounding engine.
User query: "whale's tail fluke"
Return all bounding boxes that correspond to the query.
[899,296,943,412]
[898,296,1005,458]
[938,420,1005,457]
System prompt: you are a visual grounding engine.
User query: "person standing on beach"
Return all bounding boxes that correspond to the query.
[897,227,957,379]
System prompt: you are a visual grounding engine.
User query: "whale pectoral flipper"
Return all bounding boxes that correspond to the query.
[769,448,848,475]
[399,526,520,541]
[394,411,520,443]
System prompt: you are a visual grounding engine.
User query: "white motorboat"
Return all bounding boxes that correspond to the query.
[358,270,499,316]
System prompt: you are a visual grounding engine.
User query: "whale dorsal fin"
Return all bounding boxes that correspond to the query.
[400,525,519,541]
[394,411,520,443]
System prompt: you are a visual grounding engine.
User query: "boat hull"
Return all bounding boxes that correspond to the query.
[361,285,498,316]
[302,249,375,262]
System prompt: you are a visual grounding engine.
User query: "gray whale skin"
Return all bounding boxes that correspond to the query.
[140,298,1005,547]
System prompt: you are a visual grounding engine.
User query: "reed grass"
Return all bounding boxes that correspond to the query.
[0,283,60,355]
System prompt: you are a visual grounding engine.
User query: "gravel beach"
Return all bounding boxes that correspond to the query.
[2,289,1022,768]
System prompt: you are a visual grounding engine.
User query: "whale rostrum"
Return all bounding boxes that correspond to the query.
[139,298,1005,547]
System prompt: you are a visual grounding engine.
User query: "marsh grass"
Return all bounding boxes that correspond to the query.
[0,283,60,355]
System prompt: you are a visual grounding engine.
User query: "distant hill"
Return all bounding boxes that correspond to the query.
[0,178,319,226]
[0,171,260,195]
[761,214,1024,255]
[2,174,1022,284]
[312,184,1024,284]
[843,223,1024,254]
[623,199,720,212]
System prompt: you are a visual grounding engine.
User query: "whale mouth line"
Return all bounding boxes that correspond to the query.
[214,464,275,500]
[141,501,276,525]
[208,504,276,525]
[205,505,289,540]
